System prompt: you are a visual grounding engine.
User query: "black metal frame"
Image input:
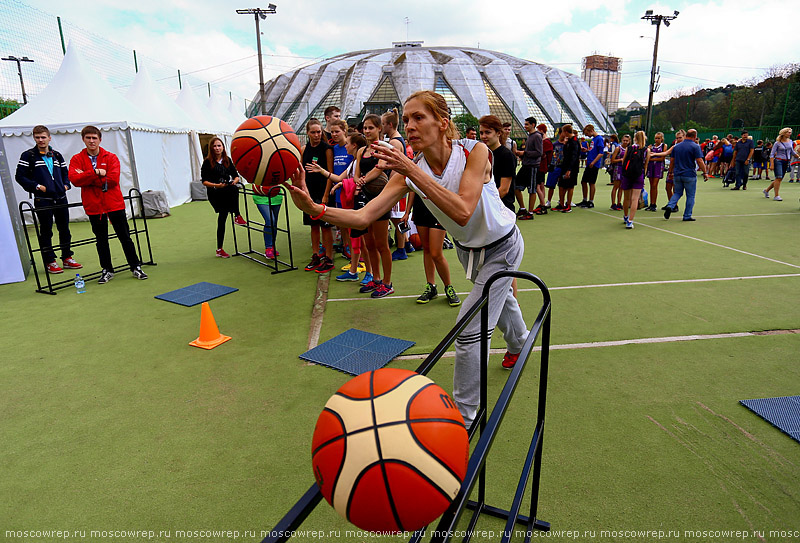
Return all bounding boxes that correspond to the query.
[19,188,156,295]
[230,184,296,274]
[263,270,551,543]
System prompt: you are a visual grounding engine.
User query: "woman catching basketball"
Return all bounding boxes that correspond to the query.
[286,90,528,428]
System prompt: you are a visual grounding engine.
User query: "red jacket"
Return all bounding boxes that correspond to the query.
[69,147,124,215]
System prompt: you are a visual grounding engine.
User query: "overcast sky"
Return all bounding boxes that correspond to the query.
[16,0,796,110]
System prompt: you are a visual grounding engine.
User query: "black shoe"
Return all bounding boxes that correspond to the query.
[731,186,740,190]
[304,253,321,271]
[682,217,696,222]
[132,266,148,280]
[586,201,595,208]
[576,200,589,208]
[315,256,335,274]
[444,285,461,307]
[664,207,672,220]
[416,283,438,304]
[98,269,114,284]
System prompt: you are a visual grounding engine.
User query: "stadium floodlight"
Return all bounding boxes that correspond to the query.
[236,6,278,115]
[640,10,679,135]
[2,55,34,104]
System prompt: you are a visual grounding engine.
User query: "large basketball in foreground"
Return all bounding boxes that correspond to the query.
[312,368,468,533]
[231,116,301,188]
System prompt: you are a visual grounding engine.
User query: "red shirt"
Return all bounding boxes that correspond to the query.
[69,147,125,215]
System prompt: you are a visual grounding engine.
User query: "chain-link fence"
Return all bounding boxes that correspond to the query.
[0,0,251,115]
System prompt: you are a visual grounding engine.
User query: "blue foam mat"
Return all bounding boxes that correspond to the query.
[740,395,800,444]
[300,328,415,376]
[155,282,238,307]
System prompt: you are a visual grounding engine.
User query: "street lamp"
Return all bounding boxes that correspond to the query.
[2,55,34,104]
[237,5,277,116]
[641,10,678,136]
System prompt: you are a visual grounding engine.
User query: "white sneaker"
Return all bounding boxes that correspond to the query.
[763,190,770,198]
[774,196,783,201]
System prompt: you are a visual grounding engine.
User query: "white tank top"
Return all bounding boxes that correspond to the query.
[405,139,516,248]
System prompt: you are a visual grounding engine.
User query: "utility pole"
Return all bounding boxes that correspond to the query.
[2,55,34,104]
[237,5,277,116]
[641,10,678,136]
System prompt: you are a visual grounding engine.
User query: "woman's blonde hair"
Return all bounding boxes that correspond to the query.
[381,108,399,129]
[634,130,647,148]
[404,90,460,140]
[778,127,792,141]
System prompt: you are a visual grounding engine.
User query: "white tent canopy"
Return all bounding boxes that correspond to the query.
[0,43,195,228]
[176,85,225,135]
[125,65,196,130]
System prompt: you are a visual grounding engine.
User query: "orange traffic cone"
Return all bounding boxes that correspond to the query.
[189,302,231,350]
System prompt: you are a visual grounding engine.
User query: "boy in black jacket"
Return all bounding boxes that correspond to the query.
[15,125,82,274]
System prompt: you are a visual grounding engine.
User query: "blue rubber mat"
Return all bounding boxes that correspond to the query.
[300,329,415,376]
[740,396,800,444]
[155,282,238,307]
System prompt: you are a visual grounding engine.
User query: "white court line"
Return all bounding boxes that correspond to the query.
[633,211,800,219]
[591,209,800,270]
[394,331,764,360]
[326,273,800,302]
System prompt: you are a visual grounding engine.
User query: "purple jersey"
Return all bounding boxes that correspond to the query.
[647,143,665,178]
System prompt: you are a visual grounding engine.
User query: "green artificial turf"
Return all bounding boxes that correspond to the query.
[1,175,799,543]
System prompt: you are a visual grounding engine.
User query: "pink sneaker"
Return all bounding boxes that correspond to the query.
[264,247,275,259]
[62,257,82,269]
[234,215,247,226]
[46,261,63,274]
[216,248,231,258]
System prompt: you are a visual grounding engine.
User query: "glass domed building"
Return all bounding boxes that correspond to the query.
[251,43,614,137]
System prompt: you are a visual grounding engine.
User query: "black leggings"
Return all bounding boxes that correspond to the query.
[217,213,229,248]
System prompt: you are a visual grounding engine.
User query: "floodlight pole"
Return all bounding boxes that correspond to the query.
[641,11,678,136]
[237,6,277,116]
[2,55,34,104]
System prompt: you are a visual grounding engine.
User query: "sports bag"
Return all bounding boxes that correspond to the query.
[622,145,646,181]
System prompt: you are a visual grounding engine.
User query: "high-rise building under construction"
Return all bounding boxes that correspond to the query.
[581,55,621,116]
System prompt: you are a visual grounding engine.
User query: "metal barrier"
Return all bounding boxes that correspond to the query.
[230,184,297,274]
[19,188,156,295]
[263,270,552,543]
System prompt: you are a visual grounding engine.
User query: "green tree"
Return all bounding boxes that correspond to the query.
[451,112,479,137]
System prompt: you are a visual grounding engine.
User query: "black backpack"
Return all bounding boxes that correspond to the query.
[622,146,646,181]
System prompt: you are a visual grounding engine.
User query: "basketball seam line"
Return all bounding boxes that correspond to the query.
[312,416,466,456]
[335,373,420,401]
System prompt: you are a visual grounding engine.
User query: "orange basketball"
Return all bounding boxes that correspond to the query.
[231,116,302,188]
[408,233,422,250]
[311,368,468,533]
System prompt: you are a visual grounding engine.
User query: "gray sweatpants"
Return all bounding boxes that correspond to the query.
[453,227,528,426]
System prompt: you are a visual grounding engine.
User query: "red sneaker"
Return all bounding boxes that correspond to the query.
[501,351,520,369]
[216,248,231,258]
[46,261,63,274]
[264,247,276,259]
[62,257,82,269]
[234,215,247,226]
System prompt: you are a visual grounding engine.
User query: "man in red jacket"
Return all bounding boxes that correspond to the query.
[69,126,148,284]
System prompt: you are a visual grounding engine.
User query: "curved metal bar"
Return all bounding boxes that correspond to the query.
[261,270,552,543]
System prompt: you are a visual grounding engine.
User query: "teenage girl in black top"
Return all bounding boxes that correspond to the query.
[354,114,393,298]
[301,119,334,273]
[201,137,244,258]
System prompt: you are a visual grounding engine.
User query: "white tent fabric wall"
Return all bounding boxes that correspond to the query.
[2,129,135,223]
[128,130,192,207]
[0,172,26,284]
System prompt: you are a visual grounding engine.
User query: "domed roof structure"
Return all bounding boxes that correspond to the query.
[252,44,614,137]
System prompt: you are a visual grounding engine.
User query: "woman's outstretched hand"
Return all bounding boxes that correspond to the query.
[285,166,320,216]
[370,143,415,177]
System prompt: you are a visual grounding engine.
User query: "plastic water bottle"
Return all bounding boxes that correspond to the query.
[75,274,86,294]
